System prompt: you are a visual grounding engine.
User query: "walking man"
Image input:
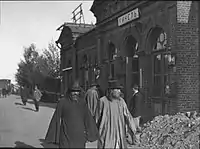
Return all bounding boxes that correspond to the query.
[45,80,99,148]
[20,85,28,105]
[85,81,103,123]
[33,85,42,112]
[96,79,137,149]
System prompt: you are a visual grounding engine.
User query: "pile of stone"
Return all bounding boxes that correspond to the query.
[136,111,200,149]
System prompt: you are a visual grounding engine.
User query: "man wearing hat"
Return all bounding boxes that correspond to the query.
[96,79,137,149]
[45,80,99,148]
[84,81,103,123]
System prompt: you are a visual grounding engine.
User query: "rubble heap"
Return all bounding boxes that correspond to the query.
[137,112,200,149]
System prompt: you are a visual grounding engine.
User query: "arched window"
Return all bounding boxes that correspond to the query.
[150,27,170,115]
[108,42,117,61]
[152,29,168,97]
[125,35,140,87]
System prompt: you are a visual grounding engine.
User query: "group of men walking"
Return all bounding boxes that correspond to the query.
[45,78,144,148]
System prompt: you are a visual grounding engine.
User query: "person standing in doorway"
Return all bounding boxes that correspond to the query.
[33,85,42,112]
[129,84,145,127]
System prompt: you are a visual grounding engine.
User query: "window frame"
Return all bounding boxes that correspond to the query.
[152,31,169,99]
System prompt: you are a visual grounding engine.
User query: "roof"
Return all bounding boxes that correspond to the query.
[90,0,105,13]
[57,22,95,34]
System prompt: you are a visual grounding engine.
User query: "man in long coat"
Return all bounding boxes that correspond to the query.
[85,82,103,123]
[96,79,137,149]
[129,84,145,125]
[45,80,99,148]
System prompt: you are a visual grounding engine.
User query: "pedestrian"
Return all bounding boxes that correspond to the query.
[20,85,28,105]
[45,80,99,148]
[33,85,42,112]
[84,81,103,123]
[128,84,145,126]
[96,79,137,149]
[2,88,7,98]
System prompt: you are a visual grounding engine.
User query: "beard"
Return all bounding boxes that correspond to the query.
[71,94,79,101]
[109,90,120,100]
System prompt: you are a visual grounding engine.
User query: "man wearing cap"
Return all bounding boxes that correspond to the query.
[85,81,103,123]
[45,80,99,148]
[96,79,137,149]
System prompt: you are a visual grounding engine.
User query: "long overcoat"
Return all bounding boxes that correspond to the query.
[45,96,99,148]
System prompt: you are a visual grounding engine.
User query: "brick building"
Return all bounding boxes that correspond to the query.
[56,22,95,93]
[58,1,200,118]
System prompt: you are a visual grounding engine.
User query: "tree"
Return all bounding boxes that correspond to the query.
[15,44,41,87]
[15,41,60,89]
[40,40,60,78]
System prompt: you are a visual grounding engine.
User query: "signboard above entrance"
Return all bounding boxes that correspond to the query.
[118,8,140,26]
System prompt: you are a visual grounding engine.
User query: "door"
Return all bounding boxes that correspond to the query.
[152,52,170,116]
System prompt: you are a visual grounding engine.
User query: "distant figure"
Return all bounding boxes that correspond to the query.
[33,85,42,112]
[0,88,2,98]
[2,88,7,98]
[20,86,28,105]
[45,80,99,148]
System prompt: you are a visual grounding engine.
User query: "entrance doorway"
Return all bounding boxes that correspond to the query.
[124,35,139,103]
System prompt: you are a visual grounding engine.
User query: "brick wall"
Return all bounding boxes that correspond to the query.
[176,1,199,112]
[168,3,178,115]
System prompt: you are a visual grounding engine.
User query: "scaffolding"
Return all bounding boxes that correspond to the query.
[71,3,85,25]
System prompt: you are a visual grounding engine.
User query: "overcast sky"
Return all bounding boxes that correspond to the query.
[0,1,95,84]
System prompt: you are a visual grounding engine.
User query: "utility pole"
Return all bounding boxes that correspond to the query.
[71,3,85,25]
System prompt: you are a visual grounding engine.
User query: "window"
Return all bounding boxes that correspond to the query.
[81,54,89,90]
[109,42,117,61]
[111,63,115,78]
[108,42,116,79]
[152,30,168,97]
[68,60,71,67]
[93,55,98,81]
[153,32,167,51]
[132,57,139,87]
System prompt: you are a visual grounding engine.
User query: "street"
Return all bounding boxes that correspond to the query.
[0,95,97,148]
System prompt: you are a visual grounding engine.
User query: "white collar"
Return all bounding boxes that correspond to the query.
[133,90,139,96]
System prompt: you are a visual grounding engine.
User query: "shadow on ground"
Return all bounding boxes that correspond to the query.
[39,139,58,148]
[14,141,35,148]
[21,106,36,112]
[14,102,24,106]
[26,100,57,109]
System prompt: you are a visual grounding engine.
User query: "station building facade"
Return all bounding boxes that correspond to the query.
[58,1,200,118]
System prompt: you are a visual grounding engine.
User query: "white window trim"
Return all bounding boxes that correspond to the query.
[62,67,72,72]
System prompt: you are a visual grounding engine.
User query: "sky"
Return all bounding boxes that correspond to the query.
[0,1,95,84]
